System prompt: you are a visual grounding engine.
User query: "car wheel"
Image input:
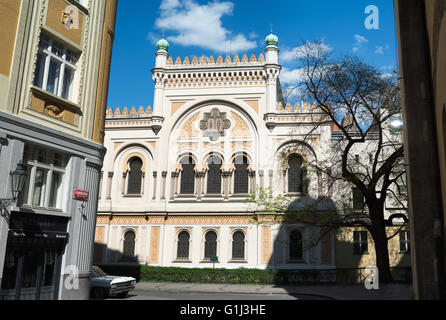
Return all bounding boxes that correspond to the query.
[117,291,129,298]
[91,287,107,300]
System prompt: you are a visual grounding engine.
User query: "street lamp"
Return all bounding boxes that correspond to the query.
[10,163,27,200]
[0,162,28,212]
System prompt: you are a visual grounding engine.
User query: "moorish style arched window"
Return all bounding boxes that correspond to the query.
[233,155,249,194]
[287,154,304,193]
[232,231,245,260]
[180,155,196,195]
[123,230,136,259]
[127,157,143,194]
[289,230,303,261]
[177,231,190,259]
[206,154,222,194]
[204,231,217,259]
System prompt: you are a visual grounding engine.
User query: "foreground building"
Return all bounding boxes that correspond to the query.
[94,32,409,281]
[394,0,446,299]
[0,0,117,300]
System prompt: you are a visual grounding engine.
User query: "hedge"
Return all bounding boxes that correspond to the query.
[95,264,412,285]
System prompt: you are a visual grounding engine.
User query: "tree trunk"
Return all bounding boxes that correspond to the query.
[369,204,394,283]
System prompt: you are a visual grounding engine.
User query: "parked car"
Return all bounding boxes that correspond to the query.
[90,266,136,299]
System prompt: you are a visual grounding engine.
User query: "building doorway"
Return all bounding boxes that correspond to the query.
[0,212,68,300]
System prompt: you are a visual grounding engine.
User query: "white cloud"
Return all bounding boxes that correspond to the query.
[353,34,368,52]
[280,67,305,85]
[375,44,390,55]
[155,0,257,53]
[280,41,332,63]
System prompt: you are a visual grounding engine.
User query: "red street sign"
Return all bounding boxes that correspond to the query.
[74,189,89,200]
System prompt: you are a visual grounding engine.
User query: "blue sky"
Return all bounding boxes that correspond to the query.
[107,0,398,110]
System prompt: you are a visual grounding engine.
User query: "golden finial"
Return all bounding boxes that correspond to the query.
[162,29,165,39]
[270,23,273,34]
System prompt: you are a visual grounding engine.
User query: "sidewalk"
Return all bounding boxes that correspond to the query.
[135,282,414,300]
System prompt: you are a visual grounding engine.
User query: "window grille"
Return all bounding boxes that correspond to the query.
[232,231,245,260]
[204,231,217,259]
[177,231,190,259]
[234,155,249,194]
[288,154,303,193]
[127,158,143,194]
[207,155,222,194]
[180,156,195,195]
[123,230,136,258]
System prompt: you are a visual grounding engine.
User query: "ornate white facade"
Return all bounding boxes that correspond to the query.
[94,33,408,276]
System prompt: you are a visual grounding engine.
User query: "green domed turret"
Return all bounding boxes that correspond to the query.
[265,32,278,49]
[156,35,169,54]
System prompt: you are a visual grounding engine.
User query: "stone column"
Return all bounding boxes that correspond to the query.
[161,171,167,200]
[106,172,113,199]
[249,171,256,194]
[259,170,264,189]
[222,171,232,199]
[152,172,157,200]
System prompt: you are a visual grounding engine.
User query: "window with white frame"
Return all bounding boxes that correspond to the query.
[33,34,79,102]
[20,145,69,210]
[353,230,368,254]
[399,230,410,254]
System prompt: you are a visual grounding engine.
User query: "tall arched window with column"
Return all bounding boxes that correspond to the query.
[287,154,304,193]
[233,154,249,194]
[122,230,136,260]
[206,154,222,194]
[289,230,303,261]
[180,155,195,195]
[127,157,143,194]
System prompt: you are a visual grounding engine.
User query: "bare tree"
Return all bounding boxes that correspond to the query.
[250,41,407,282]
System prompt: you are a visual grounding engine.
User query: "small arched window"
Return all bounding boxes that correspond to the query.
[288,154,304,193]
[289,230,303,261]
[127,157,143,194]
[123,230,136,259]
[177,231,190,259]
[207,154,222,194]
[234,155,249,194]
[204,231,217,259]
[232,231,245,260]
[180,156,195,195]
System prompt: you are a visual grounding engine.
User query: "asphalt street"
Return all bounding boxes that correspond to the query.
[105,291,332,300]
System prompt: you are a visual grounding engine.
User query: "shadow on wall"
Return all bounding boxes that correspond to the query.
[93,243,142,282]
[263,194,412,286]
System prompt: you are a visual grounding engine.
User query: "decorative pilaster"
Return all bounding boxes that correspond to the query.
[106,172,113,199]
[152,172,157,200]
[249,170,256,194]
[161,171,167,200]
[222,171,232,200]
[259,170,264,189]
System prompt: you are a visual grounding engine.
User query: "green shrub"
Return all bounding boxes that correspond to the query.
[94,265,411,285]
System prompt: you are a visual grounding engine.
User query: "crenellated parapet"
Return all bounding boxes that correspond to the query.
[264,101,332,129]
[105,106,160,131]
[165,53,266,68]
